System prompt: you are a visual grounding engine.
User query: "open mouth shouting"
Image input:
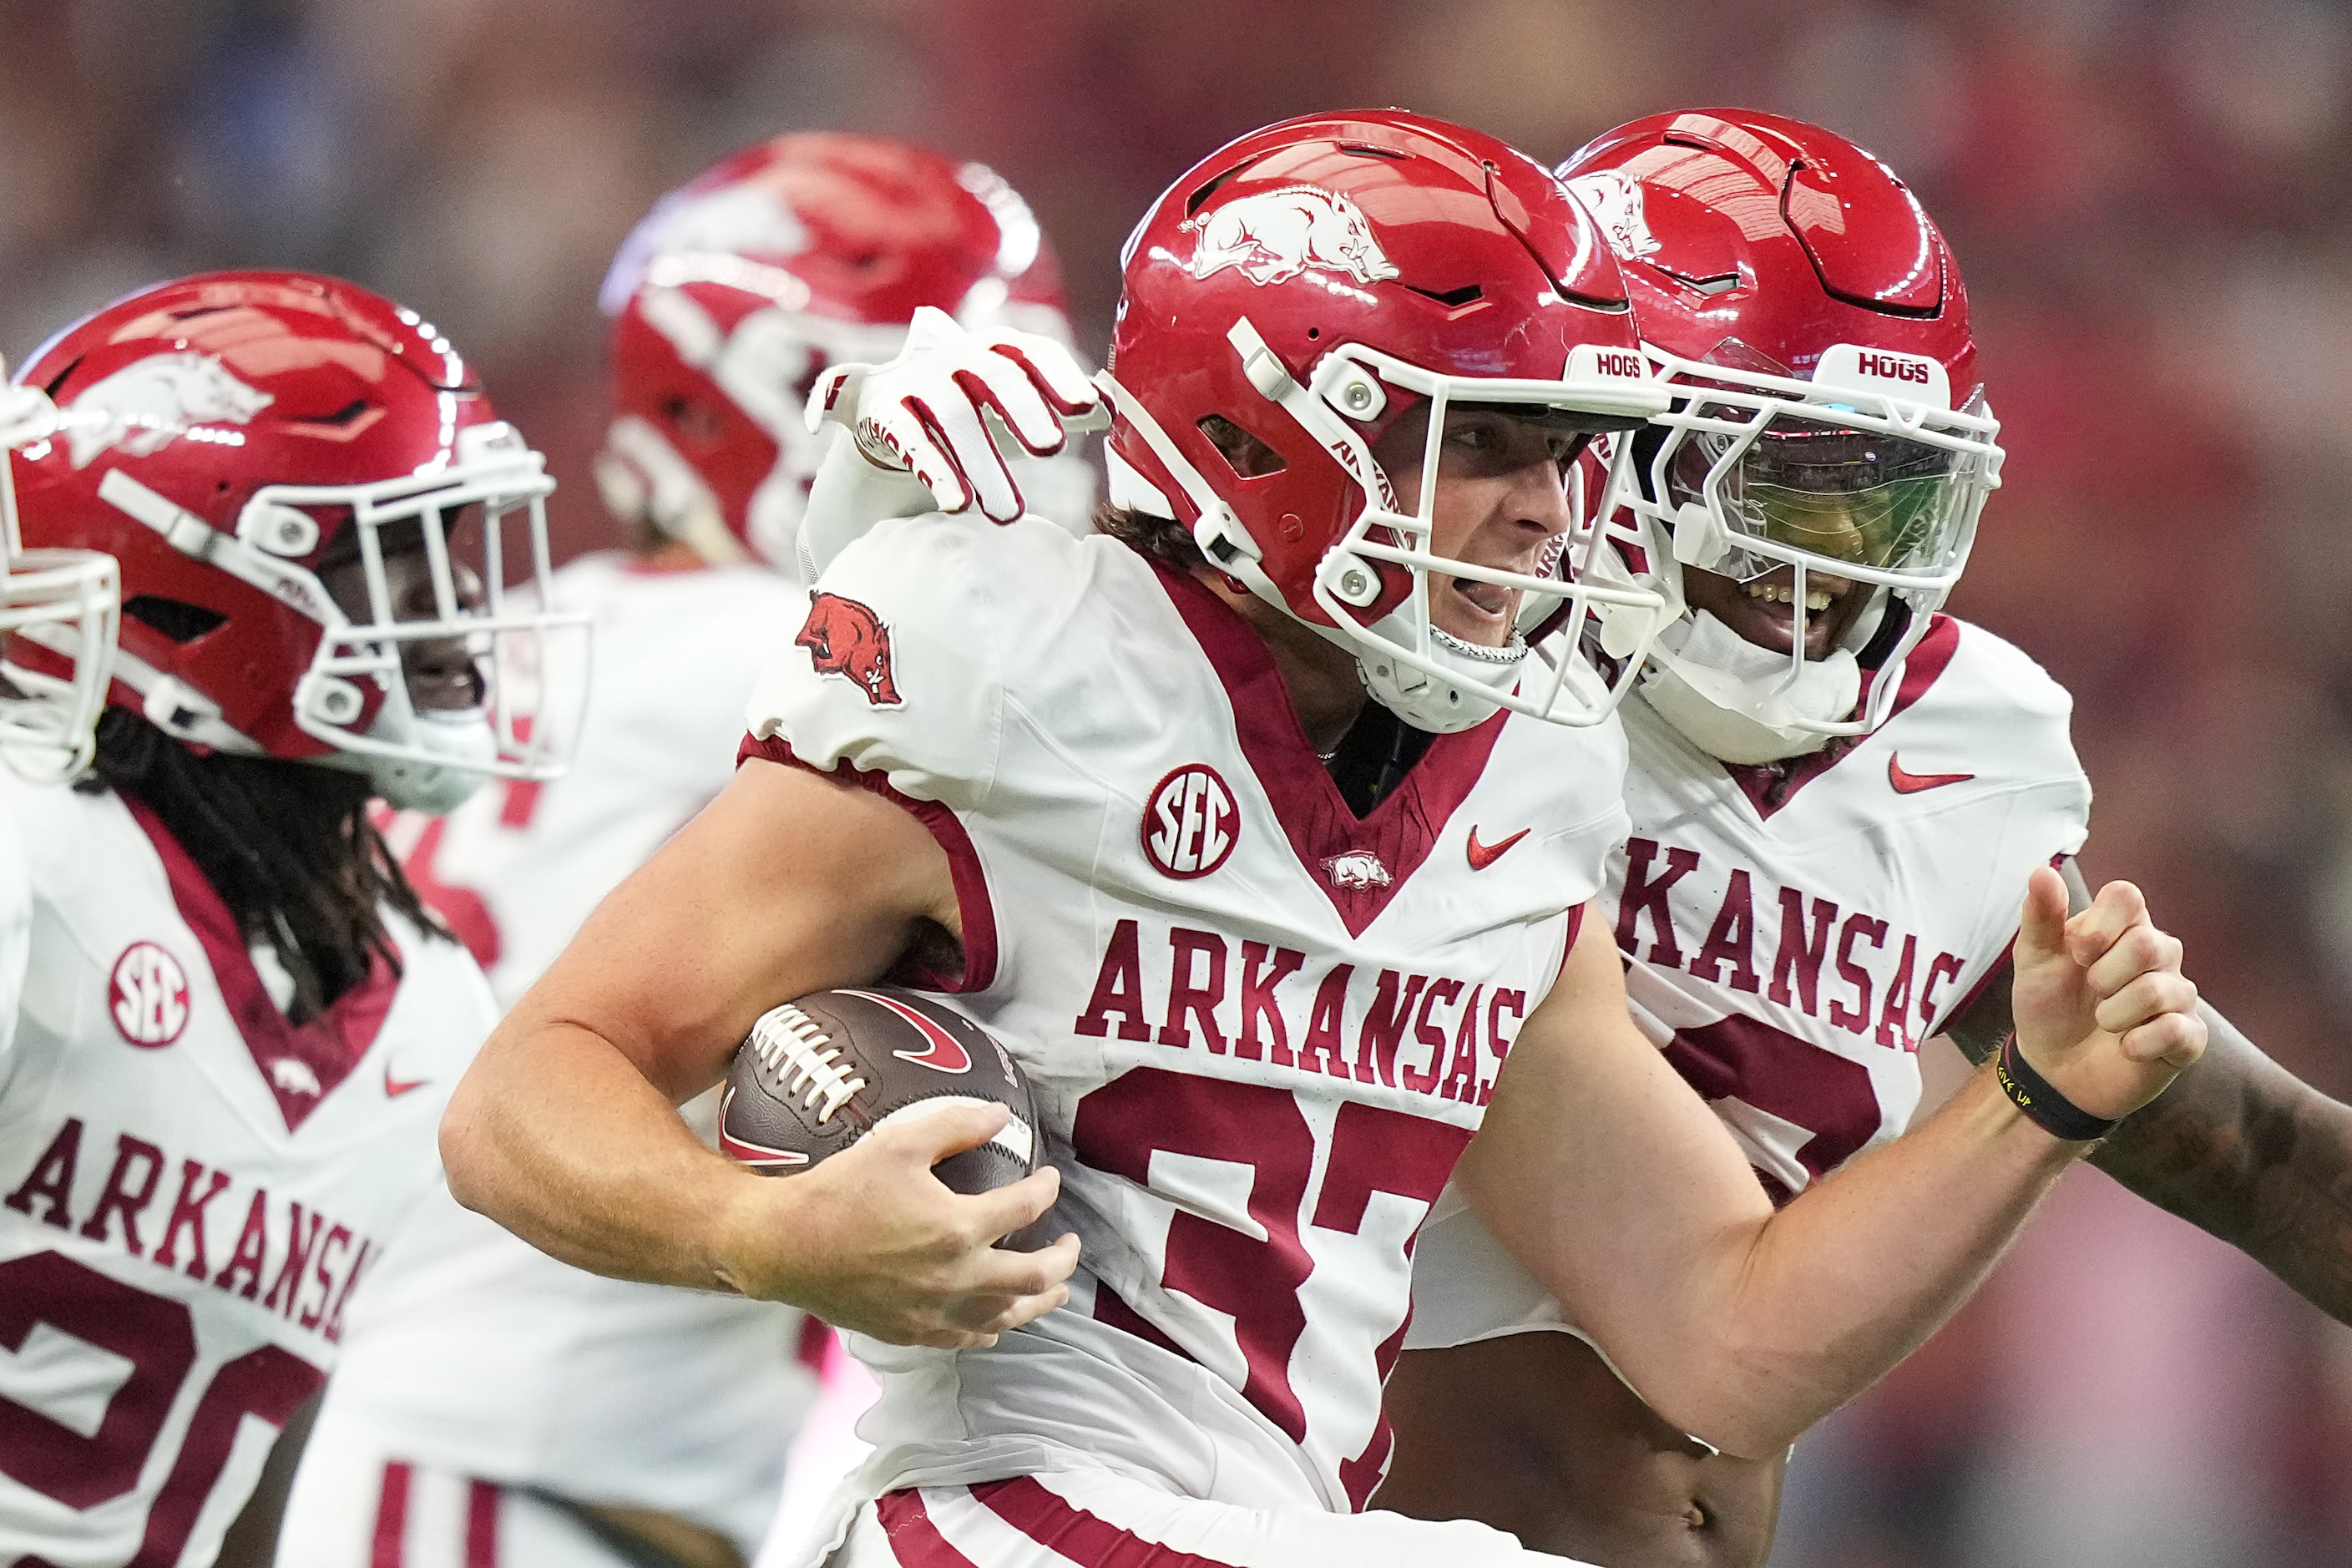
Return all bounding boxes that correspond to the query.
[1449,573,1515,630]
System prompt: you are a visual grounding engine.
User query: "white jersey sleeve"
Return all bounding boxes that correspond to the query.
[744,511,1037,811]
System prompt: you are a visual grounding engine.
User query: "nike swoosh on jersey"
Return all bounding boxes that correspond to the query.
[383,1066,432,1098]
[1466,826,1530,871]
[1888,756,1975,794]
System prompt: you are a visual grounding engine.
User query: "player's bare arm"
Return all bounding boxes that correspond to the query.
[439,756,1079,1348]
[1463,867,2203,1460]
[1945,855,2352,1318]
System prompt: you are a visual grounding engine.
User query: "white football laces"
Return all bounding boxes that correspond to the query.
[746,1002,868,1125]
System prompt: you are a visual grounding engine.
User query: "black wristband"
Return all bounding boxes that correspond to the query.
[1995,1033,2118,1144]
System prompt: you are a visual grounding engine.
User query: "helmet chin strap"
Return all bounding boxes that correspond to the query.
[1352,622,1519,735]
[320,706,498,814]
[1637,609,1861,764]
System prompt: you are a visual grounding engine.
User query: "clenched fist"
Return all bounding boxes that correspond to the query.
[2008,867,2205,1126]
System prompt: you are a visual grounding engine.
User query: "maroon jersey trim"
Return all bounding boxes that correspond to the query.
[971,1475,1250,1566]
[873,1488,983,1566]
[119,796,399,1134]
[1724,614,1964,822]
[735,734,1000,994]
[371,1461,412,1568]
[1149,562,1508,938]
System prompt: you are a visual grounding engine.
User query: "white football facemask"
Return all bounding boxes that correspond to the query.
[0,375,119,781]
[1612,341,2003,759]
[1104,318,1672,734]
[92,421,589,812]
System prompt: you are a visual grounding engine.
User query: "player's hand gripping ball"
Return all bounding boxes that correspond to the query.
[720,986,1038,1196]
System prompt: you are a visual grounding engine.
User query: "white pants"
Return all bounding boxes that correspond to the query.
[826,1469,1597,1568]
[276,1441,635,1568]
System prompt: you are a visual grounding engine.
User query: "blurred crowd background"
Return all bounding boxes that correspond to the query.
[7,1,2350,1564]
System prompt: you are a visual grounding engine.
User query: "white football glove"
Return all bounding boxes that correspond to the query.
[807,305,1104,524]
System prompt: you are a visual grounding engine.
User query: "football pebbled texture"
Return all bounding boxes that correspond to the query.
[719,985,1037,1197]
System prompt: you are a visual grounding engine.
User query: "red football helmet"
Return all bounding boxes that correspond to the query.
[595,131,1087,571]
[1560,110,2003,755]
[10,271,584,812]
[0,374,118,777]
[1100,109,1671,733]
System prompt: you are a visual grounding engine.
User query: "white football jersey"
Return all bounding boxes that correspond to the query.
[0,769,491,1567]
[318,554,817,1549]
[741,513,1628,1522]
[1408,616,2092,1351]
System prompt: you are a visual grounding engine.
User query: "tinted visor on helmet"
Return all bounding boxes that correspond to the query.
[1678,415,1971,584]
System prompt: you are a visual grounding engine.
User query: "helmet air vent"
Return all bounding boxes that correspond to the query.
[123,596,227,644]
[1196,414,1287,479]
[1403,283,1484,308]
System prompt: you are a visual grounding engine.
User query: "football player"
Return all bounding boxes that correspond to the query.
[0,273,579,1566]
[1378,109,2352,1568]
[277,134,1092,1568]
[439,112,2203,1568]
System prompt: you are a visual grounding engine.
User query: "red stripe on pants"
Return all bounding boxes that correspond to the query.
[370,1462,413,1568]
[876,1490,984,1567]
[971,1476,1245,1567]
[467,1479,503,1567]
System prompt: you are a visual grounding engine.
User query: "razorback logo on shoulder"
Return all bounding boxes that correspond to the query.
[1182,186,1401,288]
[796,591,903,706]
[1565,169,1662,262]
[64,352,275,470]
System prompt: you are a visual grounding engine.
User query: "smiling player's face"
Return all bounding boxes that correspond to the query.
[1371,406,1592,649]
[1680,562,1873,660]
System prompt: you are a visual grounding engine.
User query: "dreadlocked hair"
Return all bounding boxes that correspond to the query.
[78,707,450,1020]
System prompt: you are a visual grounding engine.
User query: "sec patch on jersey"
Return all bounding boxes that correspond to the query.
[719,985,1037,1196]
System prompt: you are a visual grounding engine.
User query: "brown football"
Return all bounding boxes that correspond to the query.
[719,986,1038,1201]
